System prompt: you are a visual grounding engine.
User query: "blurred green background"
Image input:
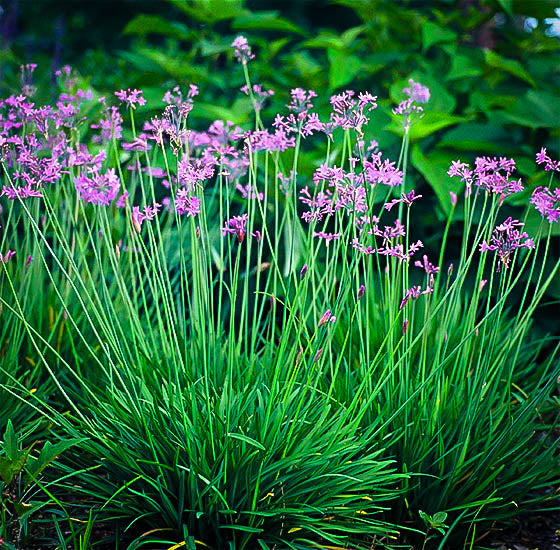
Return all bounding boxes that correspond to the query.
[1,0,559,329]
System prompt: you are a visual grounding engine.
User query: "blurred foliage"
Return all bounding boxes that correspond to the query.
[1,0,559,321]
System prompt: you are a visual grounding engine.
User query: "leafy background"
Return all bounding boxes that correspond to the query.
[1,0,559,326]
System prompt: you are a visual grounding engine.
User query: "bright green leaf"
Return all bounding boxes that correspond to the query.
[386,112,464,141]
[227,433,266,451]
[122,14,191,41]
[327,49,362,89]
[4,420,18,461]
[496,0,514,16]
[484,49,537,88]
[233,11,306,35]
[422,21,457,52]
[411,145,463,215]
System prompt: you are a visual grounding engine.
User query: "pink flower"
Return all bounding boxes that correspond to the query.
[175,189,200,217]
[232,36,255,64]
[318,309,336,328]
[0,250,15,264]
[480,217,535,271]
[536,147,560,172]
[530,186,560,223]
[403,79,430,103]
[114,89,146,109]
[222,214,249,243]
[414,255,439,275]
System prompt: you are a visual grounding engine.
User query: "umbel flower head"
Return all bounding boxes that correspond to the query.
[222,214,249,243]
[480,217,535,272]
[530,186,560,223]
[232,36,255,64]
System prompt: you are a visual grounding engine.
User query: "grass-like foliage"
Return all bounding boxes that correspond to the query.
[0,43,559,549]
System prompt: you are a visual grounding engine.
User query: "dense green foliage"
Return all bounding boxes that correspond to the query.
[0,1,559,549]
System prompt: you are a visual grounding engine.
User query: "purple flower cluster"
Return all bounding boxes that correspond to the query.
[91,103,123,144]
[131,201,161,230]
[232,36,255,64]
[393,79,430,131]
[403,79,430,104]
[177,157,215,191]
[384,190,422,211]
[328,90,377,135]
[530,186,560,223]
[536,147,560,172]
[175,189,200,217]
[399,284,433,310]
[222,214,249,243]
[74,168,121,206]
[114,89,146,109]
[480,217,535,271]
[241,84,274,112]
[448,157,523,199]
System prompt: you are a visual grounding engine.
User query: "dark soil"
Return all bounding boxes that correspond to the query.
[486,509,560,550]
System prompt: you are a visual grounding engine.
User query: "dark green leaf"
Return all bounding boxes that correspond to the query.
[327,49,362,89]
[4,420,17,461]
[411,145,463,215]
[122,15,191,41]
[422,21,457,52]
[386,112,464,141]
[233,12,306,35]
[484,49,537,88]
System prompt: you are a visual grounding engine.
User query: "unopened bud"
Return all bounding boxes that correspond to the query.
[358,284,365,299]
[318,309,332,328]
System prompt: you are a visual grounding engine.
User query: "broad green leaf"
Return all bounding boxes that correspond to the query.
[512,0,559,18]
[327,49,362,89]
[362,52,404,75]
[0,448,32,485]
[483,49,536,88]
[122,14,191,41]
[25,438,81,488]
[468,90,517,114]
[446,54,483,81]
[496,0,514,16]
[422,21,457,52]
[133,48,210,81]
[303,31,348,50]
[168,0,249,24]
[486,90,560,130]
[233,11,306,35]
[199,38,232,57]
[524,209,560,240]
[194,98,251,124]
[386,112,464,141]
[411,145,463,215]
[118,50,167,75]
[4,420,17,461]
[290,52,323,79]
[340,25,367,47]
[437,123,513,154]
[14,501,33,517]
